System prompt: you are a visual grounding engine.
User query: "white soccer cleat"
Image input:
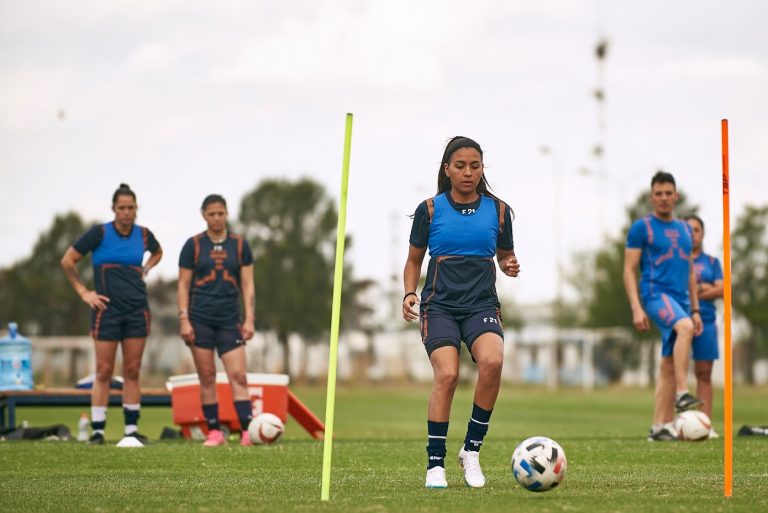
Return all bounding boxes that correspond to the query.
[458,448,485,488]
[425,466,448,488]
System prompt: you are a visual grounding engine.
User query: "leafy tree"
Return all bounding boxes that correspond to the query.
[0,213,92,335]
[238,177,368,375]
[731,205,768,383]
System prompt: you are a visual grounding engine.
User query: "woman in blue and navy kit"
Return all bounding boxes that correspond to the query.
[177,194,255,447]
[61,184,163,445]
[685,214,723,434]
[403,136,519,489]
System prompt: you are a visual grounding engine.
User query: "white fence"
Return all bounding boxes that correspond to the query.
[22,319,766,387]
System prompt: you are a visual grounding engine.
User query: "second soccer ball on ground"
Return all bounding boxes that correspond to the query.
[674,410,711,441]
[247,412,285,445]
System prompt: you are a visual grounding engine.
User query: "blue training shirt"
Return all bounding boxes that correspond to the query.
[626,215,693,305]
[74,222,160,312]
[693,252,723,323]
[410,192,513,314]
[179,232,254,325]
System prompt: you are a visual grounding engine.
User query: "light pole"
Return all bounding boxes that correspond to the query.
[541,145,562,390]
[593,37,609,238]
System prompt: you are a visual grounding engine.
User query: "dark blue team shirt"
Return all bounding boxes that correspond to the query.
[179,232,254,325]
[693,252,723,323]
[73,222,160,312]
[409,193,514,314]
[626,215,693,305]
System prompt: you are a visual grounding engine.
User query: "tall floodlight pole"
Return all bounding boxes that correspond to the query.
[541,146,562,391]
[593,38,609,237]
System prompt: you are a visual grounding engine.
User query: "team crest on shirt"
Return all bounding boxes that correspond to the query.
[210,247,228,270]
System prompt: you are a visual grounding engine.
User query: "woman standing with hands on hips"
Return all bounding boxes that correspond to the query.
[403,137,519,489]
[177,194,256,446]
[61,184,163,446]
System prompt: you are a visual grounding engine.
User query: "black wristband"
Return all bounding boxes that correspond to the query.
[403,292,417,302]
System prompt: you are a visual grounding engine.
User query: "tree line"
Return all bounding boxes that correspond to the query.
[0,178,375,375]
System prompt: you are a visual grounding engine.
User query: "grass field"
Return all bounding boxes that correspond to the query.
[1,385,767,513]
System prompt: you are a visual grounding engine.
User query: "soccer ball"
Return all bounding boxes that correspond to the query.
[674,410,711,441]
[247,412,285,445]
[511,436,567,492]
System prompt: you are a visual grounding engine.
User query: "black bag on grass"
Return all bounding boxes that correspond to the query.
[0,424,72,441]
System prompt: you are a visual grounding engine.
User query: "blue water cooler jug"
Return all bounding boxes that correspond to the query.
[0,322,34,390]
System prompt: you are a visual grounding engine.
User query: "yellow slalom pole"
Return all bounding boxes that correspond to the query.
[721,118,733,498]
[321,113,353,501]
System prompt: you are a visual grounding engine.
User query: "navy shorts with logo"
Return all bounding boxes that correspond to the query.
[419,307,504,357]
[191,320,244,357]
[91,307,150,341]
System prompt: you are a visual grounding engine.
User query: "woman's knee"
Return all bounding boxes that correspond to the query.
[198,369,217,388]
[477,353,503,379]
[95,362,114,382]
[122,362,142,381]
[229,369,248,388]
[434,368,459,390]
[695,365,713,383]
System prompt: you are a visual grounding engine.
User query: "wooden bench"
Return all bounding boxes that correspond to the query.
[0,389,171,430]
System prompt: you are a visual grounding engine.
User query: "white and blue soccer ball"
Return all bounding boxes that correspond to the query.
[511,436,567,492]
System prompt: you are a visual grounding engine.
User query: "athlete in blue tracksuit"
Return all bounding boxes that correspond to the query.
[623,171,703,442]
[177,194,255,447]
[403,136,519,489]
[61,184,163,445]
[685,214,723,428]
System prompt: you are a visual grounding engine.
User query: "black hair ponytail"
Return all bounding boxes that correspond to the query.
[112,183,136,205]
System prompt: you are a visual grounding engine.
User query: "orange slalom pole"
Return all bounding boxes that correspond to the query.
[721,118,733,498]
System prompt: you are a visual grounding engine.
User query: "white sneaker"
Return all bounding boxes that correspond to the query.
[458,448,485,488]
[425,466,447,488]
[709,429,720,439]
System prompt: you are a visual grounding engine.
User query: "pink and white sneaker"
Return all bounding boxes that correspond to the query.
[203,429,227,447]
[240,431,253,447]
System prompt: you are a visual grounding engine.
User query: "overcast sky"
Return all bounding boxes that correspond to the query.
[1,0,766,307]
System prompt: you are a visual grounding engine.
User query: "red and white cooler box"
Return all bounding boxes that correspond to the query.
[167,372,289,439]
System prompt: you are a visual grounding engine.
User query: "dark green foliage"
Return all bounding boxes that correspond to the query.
[238,178,373,371]
[0,212,92,335]
[731,205,768,382]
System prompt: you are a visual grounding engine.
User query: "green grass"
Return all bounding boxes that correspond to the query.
[1,385,767,513]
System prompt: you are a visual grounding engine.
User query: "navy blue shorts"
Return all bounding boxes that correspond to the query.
[91,308,150,341]
[692,321,719,361]
[419,308,504,357]
[191,320,243,357]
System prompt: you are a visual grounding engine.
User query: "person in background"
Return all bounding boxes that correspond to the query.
[685,214,723,437]
[178,194,255,446]
[403,136,519,489]
[61,183,163,446]
[623,171,703,442]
